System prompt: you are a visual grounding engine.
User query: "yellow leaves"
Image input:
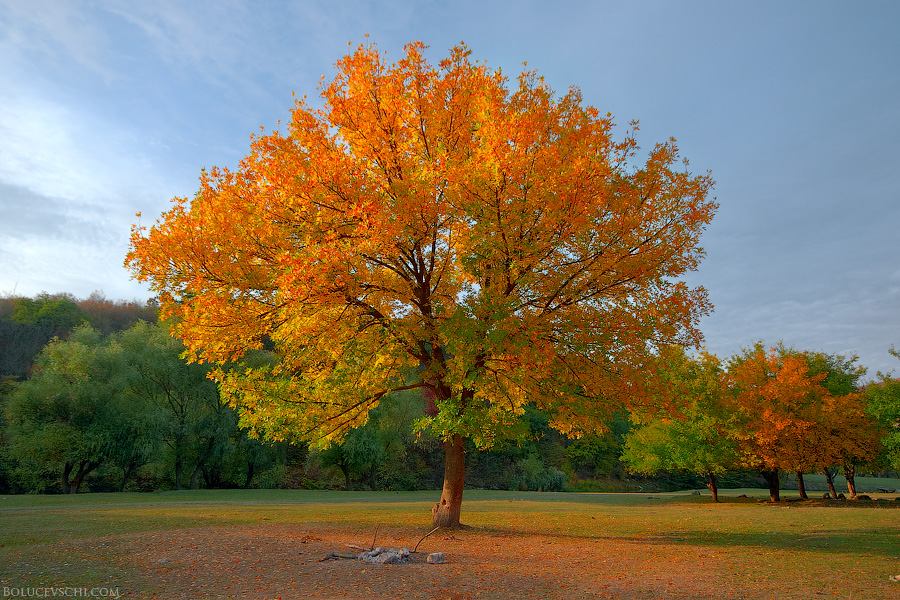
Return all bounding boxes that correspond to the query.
[126,40,717,447]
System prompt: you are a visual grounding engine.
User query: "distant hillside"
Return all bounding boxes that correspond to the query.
[0,291,158,380]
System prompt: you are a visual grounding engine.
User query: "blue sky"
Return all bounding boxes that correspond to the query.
[1,0,898,376]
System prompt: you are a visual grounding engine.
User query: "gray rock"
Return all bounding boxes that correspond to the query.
[427,552,446,564]
[358,547,412,565]
[377,552,402,564]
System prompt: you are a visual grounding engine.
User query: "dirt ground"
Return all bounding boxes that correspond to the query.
[4,521,833,600]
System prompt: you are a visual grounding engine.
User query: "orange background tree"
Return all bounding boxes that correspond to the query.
[127,42,716,527]
[726,344,878,501]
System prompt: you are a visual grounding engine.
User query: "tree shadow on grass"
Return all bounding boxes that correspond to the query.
[468,524,900,561]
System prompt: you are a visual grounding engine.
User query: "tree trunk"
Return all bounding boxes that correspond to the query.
[336,450,352,491]
[69,460,101,494]
[191,437,217,490]
[844,463,857,498]
[190,464,203,490]
[174,446,184,490]
[762,469,780,502]
[432,434,465,528]
[796,471,808,500]
[120,461,137,492]
[244,461,255,489]
[823,467,838,499]
[706,472,719,503]
[61,462,73,494]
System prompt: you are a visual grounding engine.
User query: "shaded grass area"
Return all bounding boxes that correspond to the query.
[784,473,900,494]
[2,489,899,599]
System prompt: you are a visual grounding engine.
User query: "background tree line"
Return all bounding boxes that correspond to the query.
[1,293,898,496]
[621,344,900,501]
[0,293,629,494]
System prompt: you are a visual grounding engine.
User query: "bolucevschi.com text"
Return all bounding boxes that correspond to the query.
[2,588,120,598]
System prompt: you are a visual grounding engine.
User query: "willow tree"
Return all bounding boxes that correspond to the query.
[127,42,716,527]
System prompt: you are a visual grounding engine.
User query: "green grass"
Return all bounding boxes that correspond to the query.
[1,486,898,547]
[0,480,900,552]
[2,488,899,599]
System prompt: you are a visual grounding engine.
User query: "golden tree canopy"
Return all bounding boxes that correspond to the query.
[127,42,717,449]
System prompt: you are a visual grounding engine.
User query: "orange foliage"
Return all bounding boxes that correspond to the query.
[126,42,716,449]
[726,345,877,475]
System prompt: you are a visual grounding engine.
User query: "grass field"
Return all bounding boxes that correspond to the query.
[1,486,899,599]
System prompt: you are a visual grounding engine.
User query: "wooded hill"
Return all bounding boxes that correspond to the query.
[0,292,158,380]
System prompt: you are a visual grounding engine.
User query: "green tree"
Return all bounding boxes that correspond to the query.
[622,348,737,502]
[366,386,437,490]
[321,426,386,490]
[0,375,17,492]
[118,321,230,490]
[865,348,900,472]
[11,293,87,331]
[1,293,158,382]
[1,293,88,380]
[5,326,122,493]
[228,429,285,489]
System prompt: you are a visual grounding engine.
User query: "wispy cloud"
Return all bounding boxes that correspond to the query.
[0,0,117,81]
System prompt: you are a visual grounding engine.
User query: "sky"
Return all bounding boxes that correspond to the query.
[1,0,898,376]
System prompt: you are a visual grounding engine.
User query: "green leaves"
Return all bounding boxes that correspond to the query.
[621,347,738,480]
[5,324,127,492]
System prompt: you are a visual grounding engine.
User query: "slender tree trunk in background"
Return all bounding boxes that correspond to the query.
[707,472,719,503]
[61,462,73,494]
[70,462,84,494]
[173,435,185,490]
[174,454,184,490]
[70,460,100,494]
[120,459,140,492]
[823,468,838,498]
[190,465,203,490]
[796,471,808,499]
[432,434,465,528]
[762,469,780,502]
[244,461,255,489]
[190,437,216,490]
[844,463,857,498]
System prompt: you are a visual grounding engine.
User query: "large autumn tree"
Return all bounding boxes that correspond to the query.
[127,42,716,527]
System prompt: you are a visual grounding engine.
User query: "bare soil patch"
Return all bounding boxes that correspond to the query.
[0,522,816,600]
